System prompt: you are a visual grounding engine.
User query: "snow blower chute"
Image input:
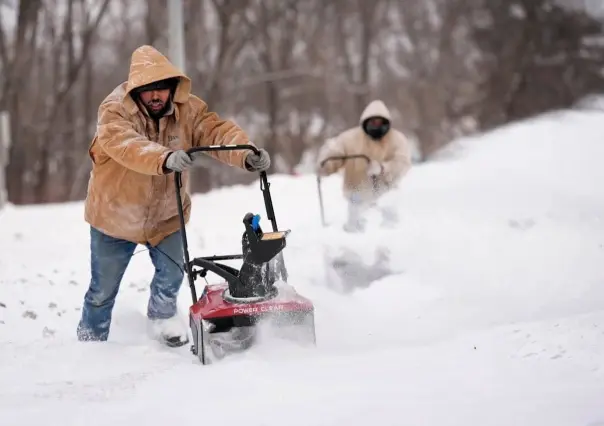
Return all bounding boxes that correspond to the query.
[174,145,316,365]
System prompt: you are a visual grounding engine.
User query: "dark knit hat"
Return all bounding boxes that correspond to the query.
[133,77,179,94]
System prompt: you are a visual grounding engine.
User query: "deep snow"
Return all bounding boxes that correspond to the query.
[1,109,604,426]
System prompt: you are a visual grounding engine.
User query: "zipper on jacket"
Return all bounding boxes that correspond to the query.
[143,115,159,242]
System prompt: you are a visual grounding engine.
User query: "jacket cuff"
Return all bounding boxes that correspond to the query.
[242,150,252,170]
[158,151,174,175]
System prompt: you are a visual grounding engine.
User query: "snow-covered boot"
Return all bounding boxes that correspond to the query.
[380,205,398,228]
[148,314,190,347]
[343,194,367,233]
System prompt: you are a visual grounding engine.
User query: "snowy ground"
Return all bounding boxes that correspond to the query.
[1,109,604,426]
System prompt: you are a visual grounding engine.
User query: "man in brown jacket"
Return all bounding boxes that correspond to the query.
[316,100,412,232]
[77,45,270,347]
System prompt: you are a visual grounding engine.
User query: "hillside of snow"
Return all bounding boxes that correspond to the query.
[1,108,604,426]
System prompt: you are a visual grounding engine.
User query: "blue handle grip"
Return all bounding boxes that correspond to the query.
[251,214,261,231]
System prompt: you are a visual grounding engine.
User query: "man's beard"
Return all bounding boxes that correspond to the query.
[145,99,170,119]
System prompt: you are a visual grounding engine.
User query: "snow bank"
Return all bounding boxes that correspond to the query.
[1,109,603,425]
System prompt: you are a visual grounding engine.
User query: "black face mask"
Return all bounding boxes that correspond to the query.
[362,118,390,140]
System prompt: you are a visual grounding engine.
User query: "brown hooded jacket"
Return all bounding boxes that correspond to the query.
[84,45,254,246]
[317,100,412,200]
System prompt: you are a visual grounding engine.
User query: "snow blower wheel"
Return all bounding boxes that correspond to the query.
[174,145,316,365]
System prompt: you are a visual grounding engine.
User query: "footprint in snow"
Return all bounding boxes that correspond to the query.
[22,310,37,320]
[550,349,566,360]
[508,218,536,230]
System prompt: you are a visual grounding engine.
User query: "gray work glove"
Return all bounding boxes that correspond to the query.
[245,148,271,172]
[367,160,384,177]
[165,150,194,172]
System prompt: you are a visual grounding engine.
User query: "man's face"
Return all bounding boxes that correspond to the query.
[367,117,385,127]
[363,116,390,140]
[139,89,170,115]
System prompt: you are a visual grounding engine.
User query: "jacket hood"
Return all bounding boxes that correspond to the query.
[359,100,392,124]
[124,45,192,106]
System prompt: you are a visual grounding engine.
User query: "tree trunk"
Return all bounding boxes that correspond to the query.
[5,0,42,204]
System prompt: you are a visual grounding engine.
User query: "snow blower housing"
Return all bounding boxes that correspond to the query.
[174,145,316,365]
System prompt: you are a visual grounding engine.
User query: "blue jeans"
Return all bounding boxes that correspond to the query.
[77,226,185,341]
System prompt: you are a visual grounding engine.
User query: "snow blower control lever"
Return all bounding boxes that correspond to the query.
[173,145,288,304]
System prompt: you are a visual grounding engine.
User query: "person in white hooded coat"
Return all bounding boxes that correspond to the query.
[316,100,412,231]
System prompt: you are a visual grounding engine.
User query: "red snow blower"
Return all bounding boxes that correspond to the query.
[174,145,316,365]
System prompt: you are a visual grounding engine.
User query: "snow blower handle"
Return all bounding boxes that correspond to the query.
[316,154,371,227]
[173,144,279,303]
[173,144,278,232]
[319,154,371,168]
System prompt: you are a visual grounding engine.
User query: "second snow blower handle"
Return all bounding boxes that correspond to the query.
[316,154,371,227]
[318,154,371,169]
